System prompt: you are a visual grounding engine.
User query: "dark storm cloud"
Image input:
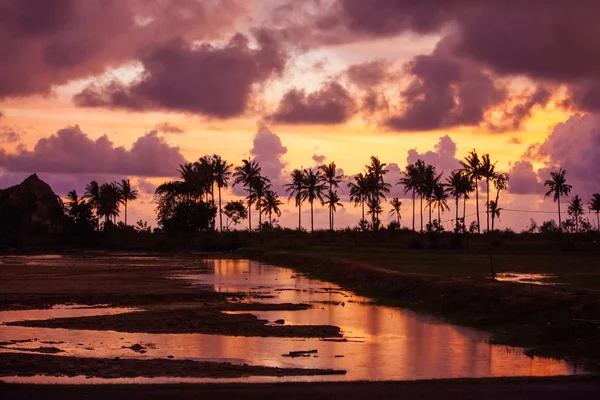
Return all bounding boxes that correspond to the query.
[271,81,356,124]
[0,0,246,99]
[0,125,185,177]
[74,31,287,118]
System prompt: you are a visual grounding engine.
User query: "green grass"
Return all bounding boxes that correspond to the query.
[294,246,600,290]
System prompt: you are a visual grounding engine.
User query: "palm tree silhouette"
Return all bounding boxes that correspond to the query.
[588,193,600,232]
[489,173,509,232]
[421,164,441,227]
[84,180,101,213]
[480,154,497,232]
[260,190,282,227]
[461,150,482,234]
[118,179,138,226]
[445,171,466,230]
[389,197,402,227]
[248,175,272,231]
[301,168,327,233]
[568,195,584,233]
[323,189,343,231]
[429,183,449,226]
[365,156,391,231]
[348,172,369,229]
[97,182,121,226]
[398,163,418,231]
[319,162,344,231]
[284,168,306,231]
[544,168,572,232]
[233,159,261,232]
[210,155,232,232]
[414,160,427,231]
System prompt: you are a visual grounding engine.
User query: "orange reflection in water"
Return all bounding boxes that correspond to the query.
[0,258,584,383]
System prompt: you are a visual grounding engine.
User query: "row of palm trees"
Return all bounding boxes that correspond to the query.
[66,179,138,226]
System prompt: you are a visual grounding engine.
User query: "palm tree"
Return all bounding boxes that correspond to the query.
[260,190,282,227]
[117,179,138,226]
[323,190,343,231]
[480,154,497,232]
[568,195,584,233]
[211,155,232,232]
[399,163,420,231]
[365,156,391,231]
[429,183,449,226]
[589,193,600,232]
[389,197,402,227]
[248,175,272,231]
[544,168,572,232]
[319,162,343,231]
[421,164,441,227]
[348,172,369,228]
[445,171,464,230]
[97,182,121,226]
[460,150,482,233]
[198,156,216,206]
[233,159,261,232]
[490,173,509,232]
[301,168,327,232]
[284,168,306,231]
[414,160,427,231]
[66,190,81,211]
[84,180,101,212]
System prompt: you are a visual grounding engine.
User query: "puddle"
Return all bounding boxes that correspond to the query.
[0,258,586,383]
[494,273,559,286]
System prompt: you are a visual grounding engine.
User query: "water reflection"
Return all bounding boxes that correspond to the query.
[495,272,558,286]
[0,258,584,383]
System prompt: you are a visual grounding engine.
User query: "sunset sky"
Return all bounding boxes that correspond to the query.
[1,0,599,231]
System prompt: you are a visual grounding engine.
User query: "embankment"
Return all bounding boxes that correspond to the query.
[241,249,600,370]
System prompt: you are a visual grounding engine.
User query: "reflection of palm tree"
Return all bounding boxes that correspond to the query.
[480,154,497,232]
[301,168,327,233]
[461,150,482,233]
[118,179,138,226]
[284,169,306,231]
[211,155,232,232]
[348,173,369,227]
[319,162,343,231]
[544,168,572,232]
[233,159,261,232]
[588,193,600,232]
[260,190,282,227]
[323,190,343,231]
[568,195,584,233]
[389,197,402,227]
[399,163,419,231]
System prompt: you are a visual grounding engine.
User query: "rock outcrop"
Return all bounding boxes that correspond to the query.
[0,174,64,237]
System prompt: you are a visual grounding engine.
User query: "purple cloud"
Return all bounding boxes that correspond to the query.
[154,122,185,134]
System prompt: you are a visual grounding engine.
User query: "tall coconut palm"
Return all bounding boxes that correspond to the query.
[260,190,282,227]
[421,164,441,226]
[480,154,497,232]
[248,175,272,231]
[414,160,427,231]
[211,155,232,232]
[118,179,138,226]
[365,156,391,231]
[323,190,343,231]
[460,149,482,233]
[490,173,509,232]
[389,197,402,227]
[348,172,369,228]
[301,168,327,233]
[544,168,572,232]
[588,193,600,232]
[233,159,261,232]
[198,156,216,206]
[66,190,81,211]
[319,162,343,231]
[97,182,121,226]
[284,168,306,231]
[568,195,584,233]
[399,162,419,231]
[84,180,101,213]
[445,171,464,230]
[429,183,449,226]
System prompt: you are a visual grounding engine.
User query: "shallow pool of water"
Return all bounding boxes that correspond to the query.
[0,258,585,383]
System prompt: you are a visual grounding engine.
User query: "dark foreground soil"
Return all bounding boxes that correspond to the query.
[243,250,600,371]
[7,307,342,338]
[0,353,345,378]
[2,376,600,400]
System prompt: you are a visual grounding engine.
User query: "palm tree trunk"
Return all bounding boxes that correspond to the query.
[269,210,272,227]
[455,195,459,230]
[486,177,490,232]
[420,195,423,232]
[492,213,495,232]
[361,200,365,224]
[248,188,252,232]
[332,208,335,231]
[298,202,302,231]
[429,199,432,225]
[412,190,416,231]
[124,200,128,226]
[558,196,562,232]
[438,205,441,225]
[311,200,314,233]
[463,196,467,226]
[475,181,480,234]
[218,186,223,232]
[258,203,262,231]
[597,212,599,233]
